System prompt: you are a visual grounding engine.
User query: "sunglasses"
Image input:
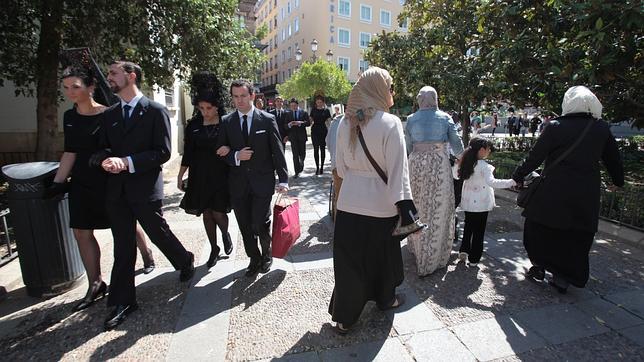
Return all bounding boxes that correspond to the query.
[389,83,395,94]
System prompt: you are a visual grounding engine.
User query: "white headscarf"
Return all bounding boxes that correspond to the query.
[561,86,603,119]
[417,86,438,109]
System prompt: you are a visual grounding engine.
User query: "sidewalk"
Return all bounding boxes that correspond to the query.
[1,143,643,361]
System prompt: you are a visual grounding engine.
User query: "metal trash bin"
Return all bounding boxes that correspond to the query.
[1,162,84,297]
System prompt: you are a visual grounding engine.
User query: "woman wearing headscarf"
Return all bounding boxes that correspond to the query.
[404,86,464,276]
[328,67,415,334]
[512,86,623,293]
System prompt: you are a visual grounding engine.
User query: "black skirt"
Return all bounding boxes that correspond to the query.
[523,218,594,288]
[328,210,403,326]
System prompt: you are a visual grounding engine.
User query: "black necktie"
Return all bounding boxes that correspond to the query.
[123,104,131,128]
[242,114,249,145]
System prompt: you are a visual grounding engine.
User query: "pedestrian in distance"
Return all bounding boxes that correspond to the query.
[270,95,290,150]
[512,86,623,294]
[93,60,195,330]
[52,57,156,313]
[177,72,233,269]
[310,95,331,175]
[286,98,310,178]
[216,79,289,278]
[453,137,516,266]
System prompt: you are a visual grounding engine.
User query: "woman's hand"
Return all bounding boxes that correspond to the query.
[177,177,185,191]
[217,146,231,157]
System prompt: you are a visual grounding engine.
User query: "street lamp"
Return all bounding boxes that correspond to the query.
[326,49,333,62]
[295,48,303,62]
[311,38,319,61]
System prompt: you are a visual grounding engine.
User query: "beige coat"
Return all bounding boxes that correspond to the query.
[336,111,412,218]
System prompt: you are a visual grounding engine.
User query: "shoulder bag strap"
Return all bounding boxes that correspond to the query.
[357,126,388,184]
[543,118,595,178]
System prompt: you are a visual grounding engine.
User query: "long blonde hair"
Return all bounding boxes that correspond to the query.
[344,67,393,150]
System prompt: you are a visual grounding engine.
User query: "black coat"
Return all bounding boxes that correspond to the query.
[217,109,288,198]
[286,109,310,142]
[512,113,624,232]
[269,107,290,141]
[99,96,172,202]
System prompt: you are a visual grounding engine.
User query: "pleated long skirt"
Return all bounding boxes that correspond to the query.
[328,210,403,326]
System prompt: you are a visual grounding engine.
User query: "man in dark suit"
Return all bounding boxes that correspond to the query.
[270,96,290,150]
[96,60,195,330]
[286,98,310,178]
[216,80,288,277]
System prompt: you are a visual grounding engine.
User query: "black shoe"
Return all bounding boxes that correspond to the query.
[223,232,233,255]
[73,281,107,312]
[142,262,155,274]
[206,248,219,268]
[104,303,138,330]
[379,293,406,311]
[526,266,545,282]
[180,252,195,282]
[294,173,300,179]
[245,260,261,277]
[548,280,568,294]
[260,257,273,273]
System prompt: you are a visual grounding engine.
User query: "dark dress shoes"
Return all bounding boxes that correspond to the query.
[206,248,219,268]
[180,252,195,282]
[73,281,107,312]
[526,265,545,282]
[104,303,138,330]
[223,232,233,255]
[260,257,273,274]
[245,260,261,278]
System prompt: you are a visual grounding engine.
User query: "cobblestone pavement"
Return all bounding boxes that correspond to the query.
[1,143,643,361]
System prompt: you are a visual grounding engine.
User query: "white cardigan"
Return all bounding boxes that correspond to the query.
[336,111,413,218]
[453,160,516,212]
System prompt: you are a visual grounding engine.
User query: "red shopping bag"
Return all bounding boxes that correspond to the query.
[271,195,301,258]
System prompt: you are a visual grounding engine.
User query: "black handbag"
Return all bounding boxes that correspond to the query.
[357,126,426,238]
[517,119,595,208]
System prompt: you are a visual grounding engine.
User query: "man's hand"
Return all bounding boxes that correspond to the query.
[102,157,128,173]
[238,147,254,161]
[216,146,230,157]
[283,136,289,143]
[288,121,297,127]
[276,185,289,194]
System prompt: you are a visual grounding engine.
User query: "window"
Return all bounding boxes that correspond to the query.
[282,29,286,41]
[380,9,391,27]
[282,50,286,63]
[288,23,292,37]
[165,90,175,107]
[295,0,300,8]
[359,59,370,73]
[287,1,291,14]
[281,8,285,20]
[288,46,292,59]
[294,18,299,33]
[359,32,371,48]
[399,18,408,30]
[338,28,350,47]
[338,0,351,18]
[337,57,350,76]
[359,4,372,22]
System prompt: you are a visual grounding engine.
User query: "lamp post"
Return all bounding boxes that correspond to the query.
[326,49,333,62]
[295,48,303,62]
[310,38,319,61]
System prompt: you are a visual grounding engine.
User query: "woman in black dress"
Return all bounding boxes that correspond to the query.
[178,81,232,268]
[52,66,156,311]
[310,96,331,175]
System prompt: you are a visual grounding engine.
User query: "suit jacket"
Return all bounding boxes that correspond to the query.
[99,96,172,202]
[286,109,310,142]
[270,107,290,141]
[512,113,624,232]
[217,109,288,198]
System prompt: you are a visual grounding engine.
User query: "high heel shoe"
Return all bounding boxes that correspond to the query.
[73,281,107,312]
[206,248,220,268]
[223,232,233,255]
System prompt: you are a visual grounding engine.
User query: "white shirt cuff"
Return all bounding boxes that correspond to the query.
[127,156,135,173]
[234,151,241,166]
[278,182,289,189]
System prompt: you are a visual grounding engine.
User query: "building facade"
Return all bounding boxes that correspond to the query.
[255,0,407,97]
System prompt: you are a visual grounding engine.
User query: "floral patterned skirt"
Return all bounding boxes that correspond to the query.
[407,143,455,276]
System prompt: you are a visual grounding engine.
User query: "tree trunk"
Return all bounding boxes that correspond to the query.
[461,105,471,146]
[34,0,63,161]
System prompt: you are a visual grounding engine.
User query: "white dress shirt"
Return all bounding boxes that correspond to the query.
[120,91,144,173]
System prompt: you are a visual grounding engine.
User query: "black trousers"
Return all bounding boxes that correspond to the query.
[106,198,191,306]
[313,143,326,169]
[231,193,272,264]
[290,136,306,174]
[459,211,488,263]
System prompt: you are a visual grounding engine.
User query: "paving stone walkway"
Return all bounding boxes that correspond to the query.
[0,143,643,361]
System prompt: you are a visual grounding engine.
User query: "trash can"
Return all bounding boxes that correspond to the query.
[1,162,84,297]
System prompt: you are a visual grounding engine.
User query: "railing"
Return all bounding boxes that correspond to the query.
[487,159,644,231]
[0,208,17,266]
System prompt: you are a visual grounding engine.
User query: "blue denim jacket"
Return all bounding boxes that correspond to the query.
[404,108,464,155]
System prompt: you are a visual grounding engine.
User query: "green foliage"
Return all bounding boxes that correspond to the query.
[367,0,643,130]
[0,0,265,92]
[276,60,352,102]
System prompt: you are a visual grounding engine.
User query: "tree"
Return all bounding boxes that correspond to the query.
[0,0,265,160]
[276,60,352,103]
